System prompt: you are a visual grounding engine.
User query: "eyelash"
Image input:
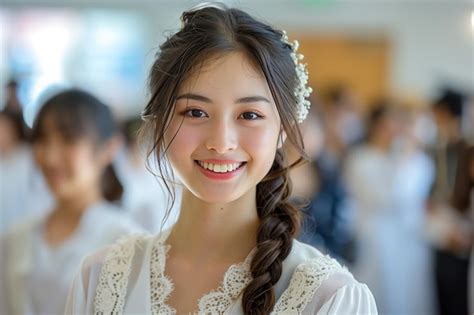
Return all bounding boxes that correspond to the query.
[183,109,264,120]
[239,112,263,120]
[184,108,208,118]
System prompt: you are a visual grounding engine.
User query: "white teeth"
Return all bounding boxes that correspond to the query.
[197,161,242,173]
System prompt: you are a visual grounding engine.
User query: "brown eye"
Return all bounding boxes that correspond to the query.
[185,109,208,118]
[240,112,262,120]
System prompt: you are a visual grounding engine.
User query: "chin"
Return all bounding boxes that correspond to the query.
[191,188,244,205]
[49,185,73,201]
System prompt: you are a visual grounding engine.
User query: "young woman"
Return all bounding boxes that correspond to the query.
[66,4,377,314]
[0,89,142,315]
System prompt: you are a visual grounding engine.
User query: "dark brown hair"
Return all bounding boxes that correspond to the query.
[31,88,123,203]
[141,4,307,313]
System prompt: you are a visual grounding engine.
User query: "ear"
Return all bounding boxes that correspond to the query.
[277,129,287,149]
[98,134,123,167]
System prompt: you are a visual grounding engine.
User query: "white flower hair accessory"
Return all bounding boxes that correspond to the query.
[281,30,313,123]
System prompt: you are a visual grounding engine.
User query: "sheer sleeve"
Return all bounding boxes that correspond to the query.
[316,283,377,315]
[64,249,107,315]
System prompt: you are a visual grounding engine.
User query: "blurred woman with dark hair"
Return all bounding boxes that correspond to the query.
[0,89,142,315]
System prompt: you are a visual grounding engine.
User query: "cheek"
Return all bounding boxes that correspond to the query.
[241,125,279,162]
[166,124,201,164]
[67,147,99,178]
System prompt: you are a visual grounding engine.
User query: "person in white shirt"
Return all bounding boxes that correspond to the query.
[0,89,142,315]
[65,3,377,314]
[345,104,435,314]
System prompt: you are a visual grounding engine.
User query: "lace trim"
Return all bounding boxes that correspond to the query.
[94,234,150,314]
[271,255,349,313]
[150,231,175,314]
[196,255,253,313]
[150,233,255,314]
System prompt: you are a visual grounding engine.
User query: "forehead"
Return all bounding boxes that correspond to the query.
[179,52,271,99]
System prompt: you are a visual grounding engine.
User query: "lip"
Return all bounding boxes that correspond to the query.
[195,160,246,180]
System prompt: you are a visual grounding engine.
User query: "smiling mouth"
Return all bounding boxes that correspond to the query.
[195,160,246,173]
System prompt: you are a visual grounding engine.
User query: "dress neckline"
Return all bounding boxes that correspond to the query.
[150,228,256,314]
[93,230,348,314]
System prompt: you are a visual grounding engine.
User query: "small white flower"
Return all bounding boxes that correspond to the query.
[281,31,313,123]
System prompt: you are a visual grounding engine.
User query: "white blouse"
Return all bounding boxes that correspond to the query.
[65,228,377,314]
[0,201,142,315]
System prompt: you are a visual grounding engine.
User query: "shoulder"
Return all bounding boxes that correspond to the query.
[77,227,172,292]
[281,240,348,279]
[81,232,155,275]
[278,240,352,295]
[0,215,43,250]
[273,240,377,314]
[67,232,155,313]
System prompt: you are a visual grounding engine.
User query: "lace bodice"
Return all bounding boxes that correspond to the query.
[148,230,255,314]
[93,231,355,314]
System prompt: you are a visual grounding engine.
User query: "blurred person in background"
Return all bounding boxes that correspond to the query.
[449,145,473,315]
[115,116,180,233]
[298,85,364,263]
[0,84,52,232]
[427,88,472,315]
[0,89,142,315]
[345,101,435,314]
[0,110,36,232]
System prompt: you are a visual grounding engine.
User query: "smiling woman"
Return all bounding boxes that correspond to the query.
[65,3,377,314]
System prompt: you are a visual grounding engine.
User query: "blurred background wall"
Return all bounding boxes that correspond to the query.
[1,0,472,120]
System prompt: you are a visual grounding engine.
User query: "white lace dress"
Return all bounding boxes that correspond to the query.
[65,229,377,314]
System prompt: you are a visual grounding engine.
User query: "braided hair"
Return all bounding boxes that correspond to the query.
[141,4,307,313]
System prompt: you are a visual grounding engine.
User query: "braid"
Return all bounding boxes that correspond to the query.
[242,149,302,314]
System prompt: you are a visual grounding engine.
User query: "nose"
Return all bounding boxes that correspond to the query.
[205,118,238,154]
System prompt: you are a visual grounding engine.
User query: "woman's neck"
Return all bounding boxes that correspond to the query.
[44,190,103,247]
[167,187,260,264]
[55,189,103,217]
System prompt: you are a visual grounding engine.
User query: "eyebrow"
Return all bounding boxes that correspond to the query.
[176,93,271,104]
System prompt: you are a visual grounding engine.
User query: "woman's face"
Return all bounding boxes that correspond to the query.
[33,115,106,200]
[164,52,282,204]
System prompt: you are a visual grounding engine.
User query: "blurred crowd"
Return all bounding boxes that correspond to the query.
[296,85,473,315]
[0,78,472,315]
